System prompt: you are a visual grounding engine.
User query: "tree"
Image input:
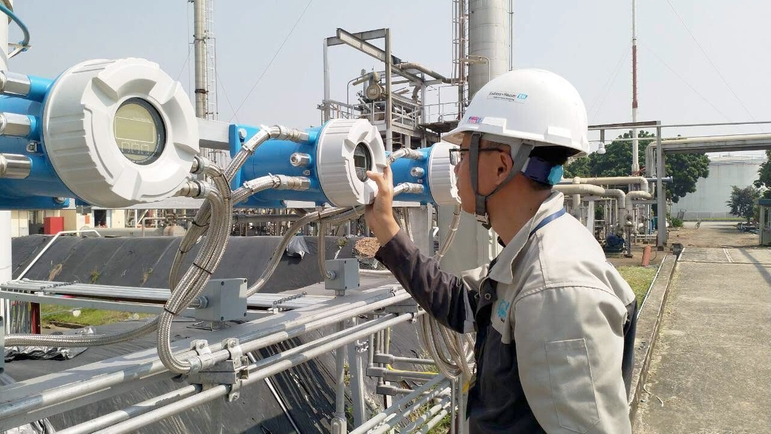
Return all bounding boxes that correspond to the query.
[564,130,710,203]
[727,185,760,223]
[753,150,771,199]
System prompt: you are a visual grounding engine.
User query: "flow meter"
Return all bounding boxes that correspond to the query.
[42,58,199,207]
[389,142,459,206]
[235,118,387,208]
[0,58,199,209]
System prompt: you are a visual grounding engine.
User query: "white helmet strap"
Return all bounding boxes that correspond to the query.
[469,132,533,229]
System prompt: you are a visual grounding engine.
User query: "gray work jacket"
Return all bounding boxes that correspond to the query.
[375,191,636,433]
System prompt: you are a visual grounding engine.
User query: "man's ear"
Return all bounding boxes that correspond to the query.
[495,152,513,185]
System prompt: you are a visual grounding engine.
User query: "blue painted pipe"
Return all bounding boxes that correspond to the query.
[26,75,53,103]
[0,96,73,208]
[234,124,328,208]
[390,147,434,205]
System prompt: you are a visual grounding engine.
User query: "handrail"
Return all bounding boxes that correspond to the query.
[15,229,102,280]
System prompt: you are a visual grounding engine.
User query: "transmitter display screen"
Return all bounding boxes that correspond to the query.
[353,143,372,182]
[114,98,165,165]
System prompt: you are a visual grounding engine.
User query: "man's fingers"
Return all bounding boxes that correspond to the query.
[382,165,393,184]
[366,170,387,191]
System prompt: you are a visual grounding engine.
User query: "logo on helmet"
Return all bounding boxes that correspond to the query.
[467,116,484,124]
[488,91,529,104]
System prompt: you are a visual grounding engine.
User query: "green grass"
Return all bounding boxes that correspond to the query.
[684,217,743,222]
[40,304,153,327]
[427,414,452,433]
[617,266,657,305]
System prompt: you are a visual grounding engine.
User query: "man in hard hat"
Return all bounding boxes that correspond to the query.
[366,69,637,433]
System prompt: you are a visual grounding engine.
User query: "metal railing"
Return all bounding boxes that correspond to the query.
[0,286,460,433]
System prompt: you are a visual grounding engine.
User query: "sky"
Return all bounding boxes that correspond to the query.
[9,0,771,151]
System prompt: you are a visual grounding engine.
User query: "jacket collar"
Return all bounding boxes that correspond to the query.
[488,191,565,285]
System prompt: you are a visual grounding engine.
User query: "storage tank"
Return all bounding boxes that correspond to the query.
[672,155,765,220]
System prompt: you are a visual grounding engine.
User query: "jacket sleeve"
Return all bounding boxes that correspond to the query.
[374,230,477,334]
[513,286,632,434]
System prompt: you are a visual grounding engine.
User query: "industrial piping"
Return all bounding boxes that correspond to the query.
[560,176,649,193]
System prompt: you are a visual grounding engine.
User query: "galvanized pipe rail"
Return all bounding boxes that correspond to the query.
[0,286,411,430]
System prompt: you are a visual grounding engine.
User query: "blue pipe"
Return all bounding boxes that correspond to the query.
[0,197,69,210]
[26,76,54,103]
[390,147,435,204]
[0,96,75,207]
[233,124,327,208]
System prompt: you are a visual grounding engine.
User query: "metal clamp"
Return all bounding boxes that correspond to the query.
[187,338,248,403]
[222,338,246,369]
[190,339,211,356]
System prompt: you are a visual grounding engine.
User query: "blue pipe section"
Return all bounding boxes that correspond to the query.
[1,197,69,210]
[233,124,327,208]
[390,147,434,204]
[26,76,54,103]
[0,96,72,209]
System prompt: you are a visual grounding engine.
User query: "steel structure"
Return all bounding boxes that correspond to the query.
[320,28,459,151]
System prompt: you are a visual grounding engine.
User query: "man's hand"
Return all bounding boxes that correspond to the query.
[365,166,401,245]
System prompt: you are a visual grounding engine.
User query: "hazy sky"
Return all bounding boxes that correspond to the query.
[9,0,771,147]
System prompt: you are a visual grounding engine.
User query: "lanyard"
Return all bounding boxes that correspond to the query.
[528,208,566,238]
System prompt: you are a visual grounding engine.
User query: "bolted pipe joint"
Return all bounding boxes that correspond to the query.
[176,180,210,198]
[410,167,425,178]
[387,147,425,165]
[275,175,311,191]
[0,112,34,138]
[267,124,310,143]
[190,155,212,175]
[0,153,31,179]
[0,71,32,97]
[289,152,312,167]
[394,182,424,196]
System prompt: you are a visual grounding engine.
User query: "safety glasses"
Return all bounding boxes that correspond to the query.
[448,147,508,166]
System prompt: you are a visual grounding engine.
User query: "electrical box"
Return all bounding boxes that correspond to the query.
[324,259,360,292]
[194,279,248,322]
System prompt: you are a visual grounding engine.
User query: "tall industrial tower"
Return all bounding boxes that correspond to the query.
[440,0,512,273]
[192,0,228,167]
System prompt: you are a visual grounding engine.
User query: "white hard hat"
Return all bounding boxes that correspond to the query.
[444,69,589,156]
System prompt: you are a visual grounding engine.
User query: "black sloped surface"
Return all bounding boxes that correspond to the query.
[11,235,358,292]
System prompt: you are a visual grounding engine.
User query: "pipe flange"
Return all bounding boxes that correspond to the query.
[427,142,460,206]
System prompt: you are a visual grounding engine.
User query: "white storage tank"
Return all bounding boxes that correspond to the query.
[672,154,765,220]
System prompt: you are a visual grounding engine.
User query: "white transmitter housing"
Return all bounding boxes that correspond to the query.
[42,58,199,208]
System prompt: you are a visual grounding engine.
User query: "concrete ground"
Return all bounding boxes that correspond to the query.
[670,221,758,248]
[634,243,771,433]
